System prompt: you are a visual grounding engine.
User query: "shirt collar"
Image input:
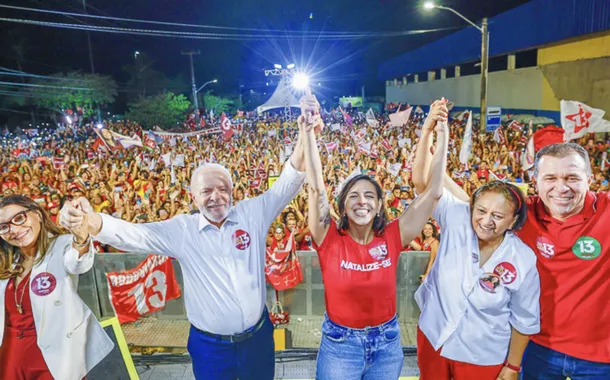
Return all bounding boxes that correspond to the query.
[535,191,597,225]
[197,207,238,231]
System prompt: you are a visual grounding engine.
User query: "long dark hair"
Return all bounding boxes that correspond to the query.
[336,174,389,236]
[470,181,528,231]
[0,195,63,280]
[420,221,439,242]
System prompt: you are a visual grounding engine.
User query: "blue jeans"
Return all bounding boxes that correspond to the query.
[187,310,275,380]
[316,314,403,380]
[521,341,610,380]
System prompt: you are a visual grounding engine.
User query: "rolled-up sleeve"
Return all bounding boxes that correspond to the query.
[509,264,541,335]
[94,214,185,258]
[63,237,95,275]
[255,159,305,227]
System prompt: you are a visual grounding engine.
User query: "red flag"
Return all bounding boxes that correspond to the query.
[508,121,524,132]
[325,141,338,151]
[265,232,303,290]
[380,138,392,151]
[52,157,65,169]
[106,255,181,324]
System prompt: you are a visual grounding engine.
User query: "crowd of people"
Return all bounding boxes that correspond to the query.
[3,106,608,252]
[1,91,610,380]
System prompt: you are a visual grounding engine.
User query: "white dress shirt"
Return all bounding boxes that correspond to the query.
[94,161,305,335]
[415,189,541,365]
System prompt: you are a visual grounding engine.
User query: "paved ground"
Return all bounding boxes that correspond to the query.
[136,357,420,380]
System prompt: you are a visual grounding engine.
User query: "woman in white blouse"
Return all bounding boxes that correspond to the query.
[412,99,540,380]
[0,195,113,380]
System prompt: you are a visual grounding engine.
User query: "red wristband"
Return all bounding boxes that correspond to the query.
[503,360,521,373]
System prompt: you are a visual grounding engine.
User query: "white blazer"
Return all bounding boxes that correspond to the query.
[0,235,114,380]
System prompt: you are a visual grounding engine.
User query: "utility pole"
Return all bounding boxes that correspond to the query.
[182,50,201,118]
[479,18,489,132]
[82,0,95,74]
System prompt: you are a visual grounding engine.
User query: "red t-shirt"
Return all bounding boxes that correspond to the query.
[314,219,403,328]
[516,192,610,363]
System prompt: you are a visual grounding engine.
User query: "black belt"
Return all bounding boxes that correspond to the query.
[195,312,267,343]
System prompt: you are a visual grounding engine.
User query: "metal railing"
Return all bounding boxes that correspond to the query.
[77,251,431,323]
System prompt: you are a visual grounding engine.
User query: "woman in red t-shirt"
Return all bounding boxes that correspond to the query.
[300,99,449,380]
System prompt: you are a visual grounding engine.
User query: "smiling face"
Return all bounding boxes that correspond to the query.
[471,192,518,242]
[0,205,41,250]
[423,223,434,238]
[343,180,382,227]
[535,153,591,221]
[191,166,233,223]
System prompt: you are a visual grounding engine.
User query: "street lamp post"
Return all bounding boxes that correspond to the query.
[425,2,489,131]
[196,79,218,94]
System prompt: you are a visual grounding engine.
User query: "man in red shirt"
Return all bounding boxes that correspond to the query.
[516,143,610,378]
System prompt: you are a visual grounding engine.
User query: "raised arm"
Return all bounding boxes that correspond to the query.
[412,99,447,194]
[301,92,329,246]
[413,99,469,203]
[398,119,448,247]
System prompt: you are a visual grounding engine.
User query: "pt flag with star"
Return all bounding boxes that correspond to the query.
[561,100,610,140]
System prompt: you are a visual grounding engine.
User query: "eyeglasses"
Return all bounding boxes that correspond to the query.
[0,210,29,235]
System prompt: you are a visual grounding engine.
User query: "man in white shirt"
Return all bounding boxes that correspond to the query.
[62,98,321,379]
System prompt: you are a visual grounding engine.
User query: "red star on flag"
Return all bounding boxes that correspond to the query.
[566,105,592,133]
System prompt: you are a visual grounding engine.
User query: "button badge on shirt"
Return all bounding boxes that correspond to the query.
[232,229,251,250]
[479,273,501,294]
[493,262,517,285]
[368,244,388,261]
[536,236,556,259]
[572,236,602,260]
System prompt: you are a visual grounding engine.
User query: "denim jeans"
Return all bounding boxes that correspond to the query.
[521,341,610,380]
[316,314,403,380]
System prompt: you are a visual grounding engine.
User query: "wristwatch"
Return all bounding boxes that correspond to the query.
[503,360,521,373]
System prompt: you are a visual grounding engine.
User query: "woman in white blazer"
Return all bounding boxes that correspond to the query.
[0,195,113,380]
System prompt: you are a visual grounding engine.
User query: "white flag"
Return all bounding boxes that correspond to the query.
[561,100,610,140]
[162,153,172,167]
[172,154,185,167]
[521,135,536,171]
[459,112,473,165]
[389,106,412,127]
[366,108,379,128]
[414,106,424,115]
[148,158,156,172]
[331,123,341,132]
[388,163,402,177]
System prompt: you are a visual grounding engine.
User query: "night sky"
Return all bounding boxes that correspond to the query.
[0,0,531,112]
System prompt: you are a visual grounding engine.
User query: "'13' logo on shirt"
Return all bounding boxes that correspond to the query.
[232,229,251,250]
[493,262,517,285]
[368,244,388,261]
[536,236,555,259]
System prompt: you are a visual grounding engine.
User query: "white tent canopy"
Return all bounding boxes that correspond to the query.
[256,78,300,114]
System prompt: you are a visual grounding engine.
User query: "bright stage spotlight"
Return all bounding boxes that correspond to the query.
[292,73,309,89]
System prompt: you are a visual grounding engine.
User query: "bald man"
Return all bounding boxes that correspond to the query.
[65,101,322,379]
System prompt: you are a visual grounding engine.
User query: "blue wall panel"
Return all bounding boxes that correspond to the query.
[378,0,610,80]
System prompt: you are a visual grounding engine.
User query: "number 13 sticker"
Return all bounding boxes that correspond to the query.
[572,236,601,260]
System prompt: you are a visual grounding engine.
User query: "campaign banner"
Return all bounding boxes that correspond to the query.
[150,127,221,139]
[106,255,181,324]
[339,96,363,108]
